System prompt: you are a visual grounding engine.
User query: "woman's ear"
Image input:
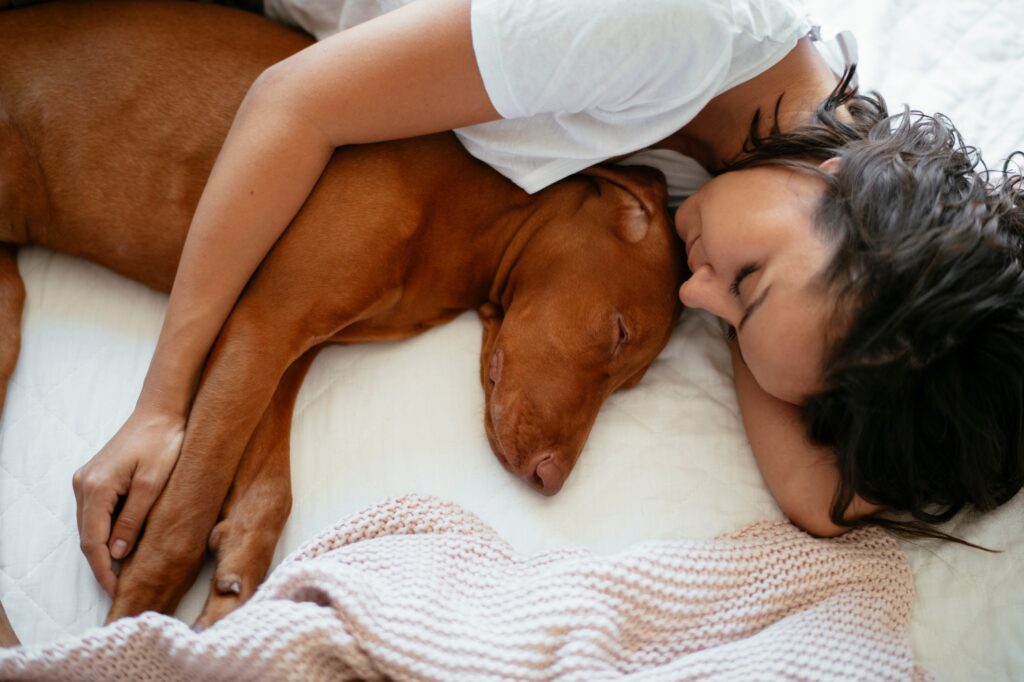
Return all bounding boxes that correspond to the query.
[820,157,842,176]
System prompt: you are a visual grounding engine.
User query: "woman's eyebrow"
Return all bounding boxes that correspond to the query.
[738,284,772,331]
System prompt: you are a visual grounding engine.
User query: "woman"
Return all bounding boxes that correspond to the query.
[72,0,1024,596]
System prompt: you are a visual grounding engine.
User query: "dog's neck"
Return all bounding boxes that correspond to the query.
[366,134,583,318]
[485,208,545,311]
[479,179,589,313]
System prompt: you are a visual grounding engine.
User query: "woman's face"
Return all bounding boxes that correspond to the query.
[674,163,836,404]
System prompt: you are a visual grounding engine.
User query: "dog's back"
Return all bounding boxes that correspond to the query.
[0,1,530,291]
[0,1,312,289]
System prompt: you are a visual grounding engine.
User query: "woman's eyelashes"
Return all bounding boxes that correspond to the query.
[727,263,758,345]
[729,263,759,298]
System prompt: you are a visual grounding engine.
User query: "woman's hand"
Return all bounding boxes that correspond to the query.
[72,410,185,597]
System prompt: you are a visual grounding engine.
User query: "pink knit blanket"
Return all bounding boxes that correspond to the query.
[0,495,926,681]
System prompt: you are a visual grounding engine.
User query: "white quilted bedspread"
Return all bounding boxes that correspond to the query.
[1,2,1022,680]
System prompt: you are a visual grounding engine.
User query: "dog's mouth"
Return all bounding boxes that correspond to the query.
[482,348,519,475]
[482,393,517,475]
[482,390,584,496]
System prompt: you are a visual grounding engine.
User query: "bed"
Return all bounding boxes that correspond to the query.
[1,1,1021,679]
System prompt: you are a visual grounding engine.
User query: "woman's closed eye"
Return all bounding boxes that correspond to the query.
[729,263,759,298]
[726,262,758,347]
[731,262,772,334]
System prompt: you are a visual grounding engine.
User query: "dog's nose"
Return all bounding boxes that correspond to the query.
[526,453,566,496]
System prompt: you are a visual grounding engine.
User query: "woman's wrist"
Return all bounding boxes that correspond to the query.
[132,405,187,429]
[134,314,212,418]
[133,381,193,423]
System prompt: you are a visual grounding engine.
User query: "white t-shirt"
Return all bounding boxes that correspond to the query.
[265,0,834,204]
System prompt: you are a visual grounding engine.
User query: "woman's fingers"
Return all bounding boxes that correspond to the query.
[73,467,121,597]
[107,488,153,562]
[73,411,186,595]
[107,455,177,561]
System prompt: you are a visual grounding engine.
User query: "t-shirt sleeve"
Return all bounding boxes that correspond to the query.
[470,0,735,120]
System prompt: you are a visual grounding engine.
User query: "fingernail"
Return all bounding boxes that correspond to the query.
[111,540,128,560]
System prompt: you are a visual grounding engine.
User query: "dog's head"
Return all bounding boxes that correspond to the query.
[479,165,684,495]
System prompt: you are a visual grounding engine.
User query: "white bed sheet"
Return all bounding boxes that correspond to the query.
[1,1,1022,680]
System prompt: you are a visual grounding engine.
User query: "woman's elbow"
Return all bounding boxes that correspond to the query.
[235,59,339,154]
[789,510,852,538]
[790,516,847,536]
[777,492,852,538]
[779,488,884,538]
[244,60,301,117]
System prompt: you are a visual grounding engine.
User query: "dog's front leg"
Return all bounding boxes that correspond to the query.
[0,245,24,416]
[105,203,403,620]
[195,347,321,629]
[105,299,308,620]
[0,246,23,646]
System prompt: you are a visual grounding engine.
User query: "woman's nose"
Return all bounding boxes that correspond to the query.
[678,265,735,321]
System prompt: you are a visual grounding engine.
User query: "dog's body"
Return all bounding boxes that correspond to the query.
[0,1,683,628]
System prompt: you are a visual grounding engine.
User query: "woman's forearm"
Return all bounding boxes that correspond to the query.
[134,0,497,418]
[78,0,501,590]
[135,84,334,417]
[729,341,880,536]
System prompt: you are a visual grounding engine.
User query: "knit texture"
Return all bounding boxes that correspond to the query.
[0,495,927,681]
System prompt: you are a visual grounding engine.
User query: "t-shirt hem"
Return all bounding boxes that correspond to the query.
[517,158,600,194]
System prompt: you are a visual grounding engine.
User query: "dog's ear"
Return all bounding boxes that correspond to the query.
[581,165,667,243]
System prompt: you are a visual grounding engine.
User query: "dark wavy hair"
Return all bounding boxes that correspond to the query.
[721,67,1024,547]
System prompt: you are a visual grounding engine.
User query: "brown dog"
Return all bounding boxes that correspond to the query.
[0,1,683,628]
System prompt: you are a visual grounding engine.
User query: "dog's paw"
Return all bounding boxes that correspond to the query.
[196,519,276,628]
[216,573,243,595]
[194,570,254,630]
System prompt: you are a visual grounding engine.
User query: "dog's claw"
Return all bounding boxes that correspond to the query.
[216,576,243,595]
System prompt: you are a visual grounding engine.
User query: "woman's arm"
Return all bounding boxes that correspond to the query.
[73,0,500,595]
[729,341,880,536]
[136,0,500,417]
